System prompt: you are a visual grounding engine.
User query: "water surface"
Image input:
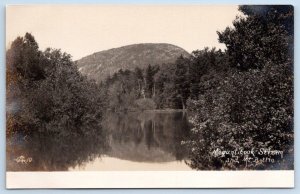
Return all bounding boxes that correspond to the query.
[7,111,192,171]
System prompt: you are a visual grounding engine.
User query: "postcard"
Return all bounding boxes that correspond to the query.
[6,5,294,188]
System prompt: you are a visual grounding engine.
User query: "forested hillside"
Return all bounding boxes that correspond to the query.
[75,43,190,82]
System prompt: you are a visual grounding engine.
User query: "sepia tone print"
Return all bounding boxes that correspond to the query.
[6,5,293,172]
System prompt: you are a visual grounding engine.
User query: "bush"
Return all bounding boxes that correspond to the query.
[133,98,156,111]
[184,61,293,170]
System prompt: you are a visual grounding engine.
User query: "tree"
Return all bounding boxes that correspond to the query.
[6,33,106,137]
[217,5,293,71]
[239,5,294,36]
[173,55,190,109]
[185,5,294,170]
[145,64,159,98]
[6,33,46,135]
[134,67,144,98]
[189,47,227,99]
[153,63,175,109]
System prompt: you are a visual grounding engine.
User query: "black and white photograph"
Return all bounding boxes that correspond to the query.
[5,4,294,188]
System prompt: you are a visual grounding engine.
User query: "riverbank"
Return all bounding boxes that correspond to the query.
[143,109,187,113]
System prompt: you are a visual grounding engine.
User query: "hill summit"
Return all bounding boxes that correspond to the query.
[75,43,190,82]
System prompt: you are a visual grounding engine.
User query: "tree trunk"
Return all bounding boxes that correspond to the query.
[141,88,146,99]
[181,97,186,110]
[138,80,141,97]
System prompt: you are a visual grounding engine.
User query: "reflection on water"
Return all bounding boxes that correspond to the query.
[7,111,192,171]
[7,130,108,171]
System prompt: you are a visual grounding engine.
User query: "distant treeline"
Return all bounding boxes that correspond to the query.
[100,47,226,111]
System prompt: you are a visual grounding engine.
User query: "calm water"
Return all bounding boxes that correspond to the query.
[7,111,193,171]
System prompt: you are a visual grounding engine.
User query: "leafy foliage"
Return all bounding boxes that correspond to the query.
[218,5,293,71]
[184,5,294,170]
[6,33,105,138]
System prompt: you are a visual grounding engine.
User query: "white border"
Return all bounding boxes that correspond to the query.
[6,170,294,188]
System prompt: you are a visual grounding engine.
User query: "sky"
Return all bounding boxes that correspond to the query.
[6,5,240,60]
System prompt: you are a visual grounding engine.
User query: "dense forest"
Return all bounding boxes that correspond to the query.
[99,47,225,111]
[6,5,293,170]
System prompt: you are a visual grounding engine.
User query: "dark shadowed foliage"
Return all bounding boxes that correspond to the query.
[6,33,106,139]
[183,5,293,170]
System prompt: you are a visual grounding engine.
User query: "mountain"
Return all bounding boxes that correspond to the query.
[75,43,190,82]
